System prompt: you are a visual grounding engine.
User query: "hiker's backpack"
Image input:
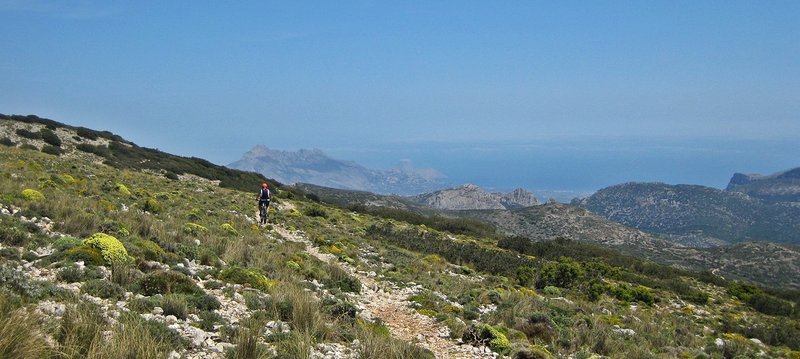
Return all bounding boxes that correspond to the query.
[260,188,270,201]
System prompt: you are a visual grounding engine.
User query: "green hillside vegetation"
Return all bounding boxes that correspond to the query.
[1,114,279,193]
[1,122,800,357]
[573,182,800,246]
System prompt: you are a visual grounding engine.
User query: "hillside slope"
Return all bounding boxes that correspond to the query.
[0,114,278,193]
[572,182,800,246]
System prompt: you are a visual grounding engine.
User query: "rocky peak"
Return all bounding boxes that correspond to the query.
[411,184,538,210]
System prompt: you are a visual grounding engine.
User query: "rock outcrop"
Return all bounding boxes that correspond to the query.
[410,184,538,210]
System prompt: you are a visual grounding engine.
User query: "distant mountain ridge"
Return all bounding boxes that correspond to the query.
[726,167,800,203]
[572,179,800,246]
[409,183,538,210]
[229,146,447,195]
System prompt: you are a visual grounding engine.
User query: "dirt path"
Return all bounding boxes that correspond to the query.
[272,225,496,359]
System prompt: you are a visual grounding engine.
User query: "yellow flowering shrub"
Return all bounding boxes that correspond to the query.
[83,233,132,264]
[21,189,45,201]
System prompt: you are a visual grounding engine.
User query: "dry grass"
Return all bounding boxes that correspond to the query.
[0,295,52,359]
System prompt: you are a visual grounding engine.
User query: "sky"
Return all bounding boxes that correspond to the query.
[1,1,799,193]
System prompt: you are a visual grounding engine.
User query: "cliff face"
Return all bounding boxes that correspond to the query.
[410,184,538,210]
[726,167,800,203]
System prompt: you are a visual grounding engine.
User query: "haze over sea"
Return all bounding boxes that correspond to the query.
[318,136,799,198]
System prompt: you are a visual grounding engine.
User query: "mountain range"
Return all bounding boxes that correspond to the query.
[572,179,800,247]
[228,145,447,195]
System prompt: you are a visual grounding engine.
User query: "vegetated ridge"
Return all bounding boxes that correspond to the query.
[572,181,800,247]
[2,113,800,358]
[229,145,447,195]
[0,114,279,193]
[459,202,800,289]
[296,182,800,290]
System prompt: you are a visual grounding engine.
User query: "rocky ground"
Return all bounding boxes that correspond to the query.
[4,202,498,358]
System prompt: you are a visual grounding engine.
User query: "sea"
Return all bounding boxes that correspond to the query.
[323,136,799,202]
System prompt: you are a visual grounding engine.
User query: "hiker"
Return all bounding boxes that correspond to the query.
[257,182,270,224]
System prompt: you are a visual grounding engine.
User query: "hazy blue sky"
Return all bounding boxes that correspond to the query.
[2,1,798,192]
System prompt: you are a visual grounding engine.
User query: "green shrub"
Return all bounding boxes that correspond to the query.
[0,137,15,146]
[0,247,20,261]
[20,189,44,201]
[39,128,61,147]
[76,143,110,157]
[183,223,208,236]
[81,279,126,300]
[111,261,140,288]
[536,259,585,289]
[41,145,63,156]
[82,233,133,264]
[243,290,269,310]
[136,270,202,296]
[0,266,59,299]
[15,128,39,139]
[542,286,561,296]
[161,294,188,320]
[128,296,161,313]
[0,225,28,246]
[304,205,328,218]
[220,223,238,236]
[63,246,105,266]
[133,239,175,263]
[99,220,130,237]
[747,293,794,316]
[115,183,131,195]
[142,197,163,214]
[462,323,511,354]
[219,266,276,291]
[56,266,84,283]
[197,310,223,332]
[324,264,361,293]
[187,293,221,311]
[76,128,99,140]
[53,236,83,252]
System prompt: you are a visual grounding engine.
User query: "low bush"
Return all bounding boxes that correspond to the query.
[219,266,276,292]
[82,232,133,264]
[63,246,105,266]
[56,266,84,283]
[81,279,126,300]
[462,323,511,354]
[20,188,45,201]
[39,128,61,146]
[136,270,202,296]
[15,128,39,139]
[187,293,221,311]
[41,145,63,156]
[161,294,188,320]
[0,247,20,261]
